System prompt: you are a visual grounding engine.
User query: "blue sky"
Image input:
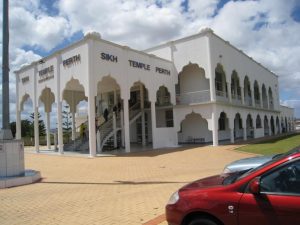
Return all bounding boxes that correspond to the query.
[1,0,300,127]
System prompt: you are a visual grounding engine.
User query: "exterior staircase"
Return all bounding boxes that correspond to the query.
[64,102,145,153]
[99,102,142,152]
[63,121,89,152]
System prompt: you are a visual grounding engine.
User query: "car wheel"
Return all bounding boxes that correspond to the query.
[188,217,218,225]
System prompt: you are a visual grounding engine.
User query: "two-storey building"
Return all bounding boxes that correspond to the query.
[14,29,295,156]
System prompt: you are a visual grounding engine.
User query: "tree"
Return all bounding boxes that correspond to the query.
[30,112,46,136]
[62,105,72,142]
[10,119,38,138]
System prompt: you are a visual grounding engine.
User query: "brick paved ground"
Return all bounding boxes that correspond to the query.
[0,145,255,225]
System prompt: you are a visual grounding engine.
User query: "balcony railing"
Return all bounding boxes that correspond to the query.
[232,95,242,105]
[255,99,261,107]
[176,90,210,105]
[245,97,252,106]
[216,90,228,102]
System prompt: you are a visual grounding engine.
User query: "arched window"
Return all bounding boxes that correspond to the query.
[256,115,262,128]
[219,112,226,131]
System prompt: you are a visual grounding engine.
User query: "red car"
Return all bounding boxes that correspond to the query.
[166,148,300,225]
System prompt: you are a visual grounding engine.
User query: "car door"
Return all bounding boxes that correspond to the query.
[238,159,300,225]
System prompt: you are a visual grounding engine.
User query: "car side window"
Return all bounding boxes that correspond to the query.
[260,159,300,195]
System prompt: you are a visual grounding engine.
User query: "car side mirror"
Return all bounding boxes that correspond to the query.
[249,177,260,194]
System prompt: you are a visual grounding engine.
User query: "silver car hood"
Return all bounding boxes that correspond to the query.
[224,155,276,173]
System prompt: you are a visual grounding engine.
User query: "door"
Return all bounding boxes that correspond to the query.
[238,159,300,225]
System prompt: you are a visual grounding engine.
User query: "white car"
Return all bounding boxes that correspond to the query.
[223,154,281,174]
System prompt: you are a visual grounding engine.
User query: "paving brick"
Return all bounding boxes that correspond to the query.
[0,145,252,225]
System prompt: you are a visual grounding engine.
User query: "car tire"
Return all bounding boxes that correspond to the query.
[188,217,218,225]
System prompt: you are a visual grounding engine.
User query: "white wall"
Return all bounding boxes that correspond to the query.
[180,64,210,93]
[154,128,178,148]
[178,112,212,143]
[255,128,264,138]
[209,33,280,111]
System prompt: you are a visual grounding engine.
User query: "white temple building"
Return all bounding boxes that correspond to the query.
[14,29,295,157]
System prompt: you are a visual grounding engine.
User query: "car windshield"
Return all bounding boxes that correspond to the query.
[223,169,250,185]
[224,147,300,185]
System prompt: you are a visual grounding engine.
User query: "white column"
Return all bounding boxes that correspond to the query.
[243,128,247,141]
[87,39,96,157]
[56,55,63,154]
[227,82,232,103]
[140,84,146,146]
[34,107,39,153]
[88,96,96,157]
[207,34,216,102]
[209,77,216,101]
[57,101,64,154]
[279,121,282,134]
[212,108,218,146]
[242,119,247,141]
[96,129,101,153]
[16,109,21,139]
[124,99,130,152]
[113,112,117,148]
[71,112,76,141]
[268,120,272,136]
[230,128,234,143]
[46,112,51,149]
[250,86,255,107]
[120,109,125,147]
[16,77,21,139]
[241,87,245,105]
[260,92,263,108]
[151,101,157,148]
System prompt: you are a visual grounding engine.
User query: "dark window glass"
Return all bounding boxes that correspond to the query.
[260,159,300,194]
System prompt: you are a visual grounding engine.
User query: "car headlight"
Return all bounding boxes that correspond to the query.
[223,167,232,174]
[167,191,179,205]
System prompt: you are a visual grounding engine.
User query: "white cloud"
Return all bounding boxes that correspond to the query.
[10,6,71,51]
[1,0,300,124]
[280,100,300,118]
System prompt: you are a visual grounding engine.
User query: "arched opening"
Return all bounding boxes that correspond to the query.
[244,76,252,106]
[268,87,274,109]
[262,84,268,109]
[234,113,243,140]
[281,117,286,133]
[287,118,291,132]
[62,78,88,152]
[256,115,262,129]
[156,86,173,128]
[176,63,210,104]
[96,75,122,151]
[254,80,260,107]
[215,64,228,101]
[246,114,254,138]
[19,94,34,145]
[276,116,280,134]
[97,76,121,123]
[231,71,242,104]
[270,116,275,135]
[129,81,150,146]
[178,112,211,144]
[264,115,269,136]
[218,112,230,141]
